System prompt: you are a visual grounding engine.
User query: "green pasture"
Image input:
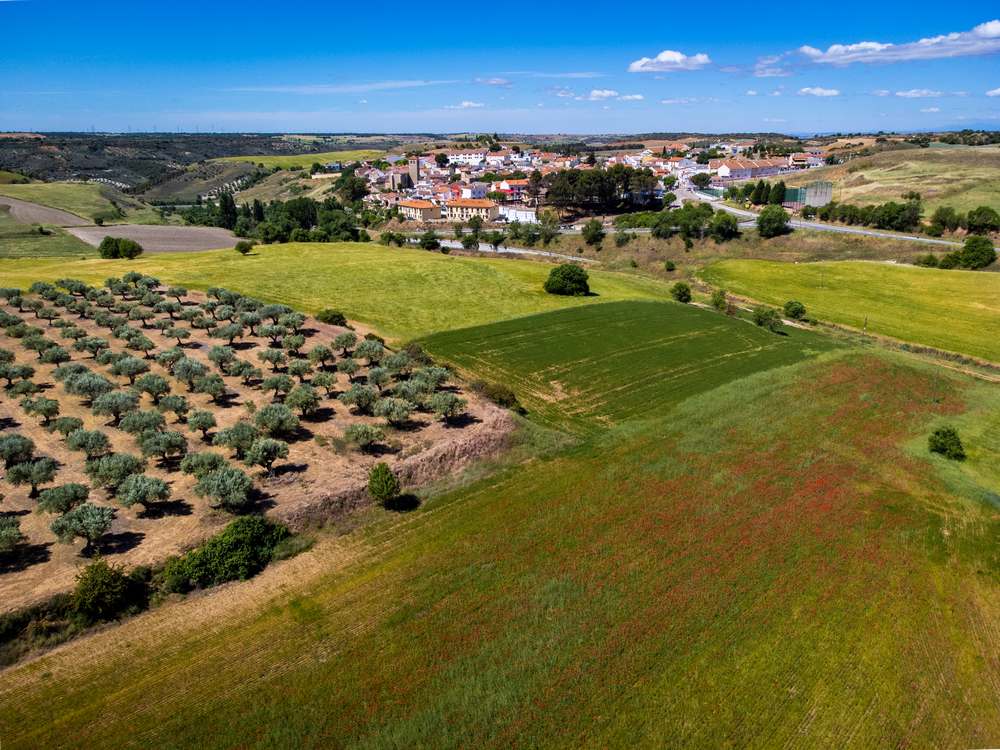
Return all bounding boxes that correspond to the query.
[702,259,1000,362]
[3,351,998,749]
[0,242,669,342]
[0,207,96,258]
[0,182,167,224]
[423,300,835,432]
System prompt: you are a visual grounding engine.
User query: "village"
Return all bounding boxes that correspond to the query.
[344,140,831,224]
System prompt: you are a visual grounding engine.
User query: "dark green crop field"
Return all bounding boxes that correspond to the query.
[423,300,836,432]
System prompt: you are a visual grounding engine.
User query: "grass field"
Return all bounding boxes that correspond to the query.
[213,149,383,169]
[3,351,998,749]
[784,145,1000,212]
[0,182,168,224]
[0,242,669,341]
[702,259,1000,362]
[0,206,96,258]
[423,301,835,432]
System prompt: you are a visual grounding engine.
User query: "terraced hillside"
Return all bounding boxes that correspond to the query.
[423,301,835,432]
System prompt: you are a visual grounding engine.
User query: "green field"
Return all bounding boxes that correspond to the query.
[0,182,167,224]
[0,243,668,342]
[3,351,998,749]
[423,301,835,432]
[784,145,1000,212]
[0,170,30,185]
[213,149,383,169]
[0,207,96,258]
[702,259,1000,362]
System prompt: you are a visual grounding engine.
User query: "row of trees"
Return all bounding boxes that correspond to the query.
[724,180,787,207]
[543,165,661,213]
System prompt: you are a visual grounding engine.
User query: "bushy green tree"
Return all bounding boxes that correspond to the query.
[670,282,692,303]
[7,456,57,498]
[37,483,90,514]
[254,403,300,435]
[285,384,320,416]
[0,516,24,554]
[783,300,807,320]
[213,421,261,459]
[367,462,400,505]
[50,503,116,553]
[752,306,783,333]
[116,473,171,509]
[92,390,139,425]
[544,264,590,296]
[72,557,135,624]
[757,205,790,238]
[194,467,254,511]
[245,438,289,474]
[67,429,111,459]
[338,384,378,415]
[344,423,384,452]
[85,453,145,494]
[180,451,228,479]
[928,426,965,460]
[188,410,217,440]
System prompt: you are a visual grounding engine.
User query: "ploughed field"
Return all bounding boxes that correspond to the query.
[3,351,998,749]
[423,300,836,432]
[0,278,499,612]
[702,259,1000,362]
[0,243,670,342]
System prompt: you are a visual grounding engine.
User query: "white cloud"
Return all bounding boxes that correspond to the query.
[921,107,941,112]
[895,88,942,98]
[799,86,840,97]
[745,89,758,96]
[228,79,456,94]
[763,117,787,123]
[618,94,644,101]
[661,97,695,105]
[987,87,1000,96]
[444,101,485,109]
[358,99,368,104]
[872,89,891,96]
[798,19,1000,65]
[499,70,603,79]
[586,89,619,100]
[628,49,711,73]
[754,54,793,77]
[476,77,511,87]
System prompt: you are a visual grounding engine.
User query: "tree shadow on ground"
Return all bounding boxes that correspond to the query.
[383,493,420,512]
[245,487,277,513]
[140,498,192,519]
[97,531,145,555]
[302,406,335,423]
[0,542,52,573]
[272,462,308,478]
[443,413,481,429]
[231,341,257,352]
[0,416,20,429]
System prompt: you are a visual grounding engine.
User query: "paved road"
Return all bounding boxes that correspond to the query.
[0,195,91,227]
[687,190,1000,251]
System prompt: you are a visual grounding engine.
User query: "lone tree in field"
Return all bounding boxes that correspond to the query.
[783,300,807,320]
[544,264,590,296]
[757,205,790,239]
[50,503,116,555]
[928,426,965,461]
[367,462,400,506]
[7,456,58,498]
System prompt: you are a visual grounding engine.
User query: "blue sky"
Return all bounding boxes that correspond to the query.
[2,0,999,134]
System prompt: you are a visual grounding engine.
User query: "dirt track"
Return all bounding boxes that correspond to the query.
[67,224,237,253]
[0,195,89,226]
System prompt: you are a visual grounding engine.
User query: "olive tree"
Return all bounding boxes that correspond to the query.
[67,429,111,459]
[213,421,261,460]
[50,503,116,554]
[37,483,90,514]
[92,390,140,426]
[116,474,171,510]
[245,438,289,475]
[180,451,227,479]
[6,456,58,497]
[85,453,145,495]
[188,410,217,440]
[254,403,300,436]
[194,467,254,511]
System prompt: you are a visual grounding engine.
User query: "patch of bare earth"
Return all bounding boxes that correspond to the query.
[0,291,515,613]
[66,225,236,253]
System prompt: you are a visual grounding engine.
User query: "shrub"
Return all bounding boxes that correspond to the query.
[752,306,783,333]
[316,309,348,326]
[72,558,138,624]
[374,397,413,426]
[98,237,144,260]
[367,462,400,505]
[783,300,807,320]
[670,282,692,303]
[470,380,523,413]
[234,240,254,255]
[544,264,590,296]
[710,289,727,312]
[581,218,605,246]
[959,235,996,270]
[928,426,965,461]
[158,517,288,593]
